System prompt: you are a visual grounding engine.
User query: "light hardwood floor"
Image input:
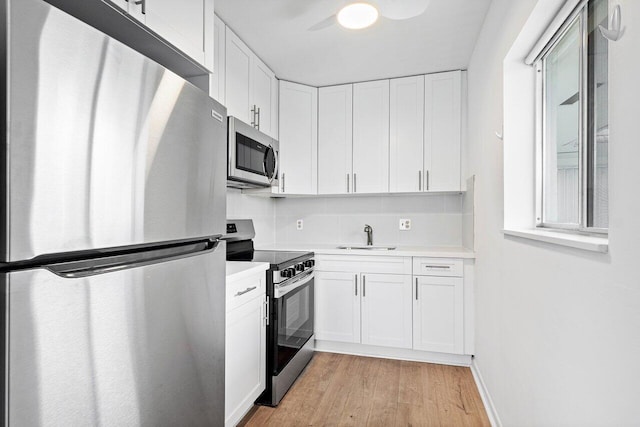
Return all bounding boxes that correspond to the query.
[238,352,491,427]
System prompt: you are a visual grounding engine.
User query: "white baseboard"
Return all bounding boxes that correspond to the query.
[470,359,502,427]
[314,339,472,366]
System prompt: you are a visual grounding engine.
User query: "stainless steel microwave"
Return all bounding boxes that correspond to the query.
[227,116,279,189]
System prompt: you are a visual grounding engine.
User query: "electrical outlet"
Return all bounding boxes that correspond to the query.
[296,219,304,230]
[399,219,411,230]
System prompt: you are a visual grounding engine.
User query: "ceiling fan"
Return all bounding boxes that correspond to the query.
[307,0,432,31]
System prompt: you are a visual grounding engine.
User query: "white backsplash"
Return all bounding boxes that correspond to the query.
[226,189,276,247]
[274,194,464,247]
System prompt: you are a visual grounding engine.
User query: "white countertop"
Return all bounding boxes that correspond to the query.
[226,261,269,281]
[255,244,475,259]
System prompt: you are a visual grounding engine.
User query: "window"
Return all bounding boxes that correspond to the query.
[535,0,609,232]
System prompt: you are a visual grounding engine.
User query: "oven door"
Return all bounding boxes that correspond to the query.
[228,117,278,187]
[272,272,314,375]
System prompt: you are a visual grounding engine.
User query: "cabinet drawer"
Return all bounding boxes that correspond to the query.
[412,258,463,277]
[316,255,412,275]
[226,274,266,312]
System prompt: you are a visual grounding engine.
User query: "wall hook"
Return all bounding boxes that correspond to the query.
[599,5,624,42]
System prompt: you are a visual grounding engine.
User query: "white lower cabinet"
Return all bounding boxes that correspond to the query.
[413,276,464,354]
[315,256,413,350]
[315,271,411,349]
[315,254,469,361]
[225,271,266,427]
[361,273,413,349]
[315,271,360,343]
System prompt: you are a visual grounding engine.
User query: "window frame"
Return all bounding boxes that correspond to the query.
[534,0,608,235]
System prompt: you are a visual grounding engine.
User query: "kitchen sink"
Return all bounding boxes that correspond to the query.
[336,245,397,251]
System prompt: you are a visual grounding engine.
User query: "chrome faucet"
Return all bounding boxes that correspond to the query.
[364,224,373,246]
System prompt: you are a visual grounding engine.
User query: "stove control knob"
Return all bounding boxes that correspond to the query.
[281,268,295,278]
[303,260,314,268]
[295,263,305,272]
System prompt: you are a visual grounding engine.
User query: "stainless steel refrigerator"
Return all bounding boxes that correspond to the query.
[0,0,227,425]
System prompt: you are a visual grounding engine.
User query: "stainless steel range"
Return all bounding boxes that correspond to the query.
[224,220,315,406]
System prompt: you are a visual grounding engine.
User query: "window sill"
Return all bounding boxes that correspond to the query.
[502,228,608,253]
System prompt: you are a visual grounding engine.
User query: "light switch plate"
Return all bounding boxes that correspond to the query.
[296,219,304,230]
[399,219,411,230]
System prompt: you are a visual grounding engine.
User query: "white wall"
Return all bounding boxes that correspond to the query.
[468,0,640,425]
[226,189,276,246]
[274,194,463,247]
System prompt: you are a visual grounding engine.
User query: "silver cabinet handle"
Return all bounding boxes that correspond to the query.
[419,171,422,191]
[426,170,430,191]
[347,174,350,193]
[415,278,418,300]
[250,105,257,127]
[362,275,366,297]
[354,173,357,193]
[355,274,358,296]
[424,265,450,269]
[134,0,145,14]
[265,297,270,326]
[256,107,261,129]
[282,172,285,192]
[235,286,257,297]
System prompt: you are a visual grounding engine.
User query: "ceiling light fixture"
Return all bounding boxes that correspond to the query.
[337,3,379,30]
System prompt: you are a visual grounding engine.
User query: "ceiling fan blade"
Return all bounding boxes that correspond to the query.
[375,0,431,20]
[307,14,337,31]
[281,0,317,19]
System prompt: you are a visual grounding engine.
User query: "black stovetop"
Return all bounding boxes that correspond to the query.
[226,241,313,270]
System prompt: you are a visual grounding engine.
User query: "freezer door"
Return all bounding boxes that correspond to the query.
[3,0,227,262]
[3,244,225,426]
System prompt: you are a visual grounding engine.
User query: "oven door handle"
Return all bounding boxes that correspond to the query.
[274,269,314,298]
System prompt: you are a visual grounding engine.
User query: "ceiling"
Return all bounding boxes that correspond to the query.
[215,0,492,87]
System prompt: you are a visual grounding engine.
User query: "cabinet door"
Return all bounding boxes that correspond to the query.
[360,273,412,349]
[225,27,252,123]
[424,71,462,191]
[225,295,266,427]
[209,14,226,103]
[352,80,390,194]
[251,57,277,138]
[413,276,464,354]
[390,76,425,193]
[318,84,353,195]
[143,0,214,69]
[315,271,360,343]
[278,81,318,194]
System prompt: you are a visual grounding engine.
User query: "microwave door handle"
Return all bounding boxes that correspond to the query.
[262,147,268,180]
[263,145,277,184]
[272,146,279,184]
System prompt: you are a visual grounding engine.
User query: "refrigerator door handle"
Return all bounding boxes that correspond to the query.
[45,238,221,278]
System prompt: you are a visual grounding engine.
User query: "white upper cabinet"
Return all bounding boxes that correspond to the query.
[251,58,278,139]
[279,81,318,195]
[225,28,253,123]
[108,0,128,11]
[352,80,390,194]
[209,14,226,103]
[424,71,462,192]
[122,0,213,71]
[224,27,278,138]
[389,75,425,193]
[318,84,353,195]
